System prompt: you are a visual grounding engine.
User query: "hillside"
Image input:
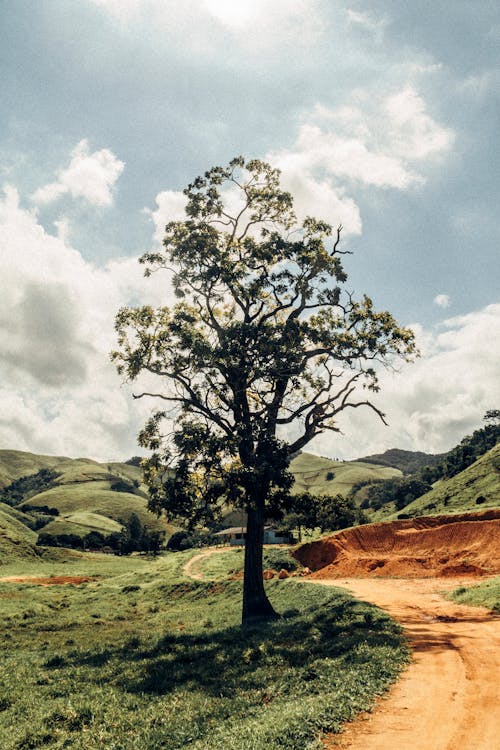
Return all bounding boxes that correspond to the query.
[354,448,444,475]
[390,443,500,518]
[0,450,173,548]
[0,501,39,561]
[0,450,77,489]
[289,452,401,497]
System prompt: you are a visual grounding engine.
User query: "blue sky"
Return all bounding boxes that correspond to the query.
[1,0,499,461]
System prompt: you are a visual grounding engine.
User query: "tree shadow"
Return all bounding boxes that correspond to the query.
[57,597,405,697]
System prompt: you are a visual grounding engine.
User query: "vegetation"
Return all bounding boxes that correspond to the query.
[280,492,366,542]
[37,512,165,554]
[449,577,500,612]
[0,551,409,749]
[354,448,444,475]
[356,416,500,516]
[290,452,401,499]
[422,422,500,483]
[113,156,416,622]
[0,468,60,507]
[360,476,432,512]
[389,443,500,518]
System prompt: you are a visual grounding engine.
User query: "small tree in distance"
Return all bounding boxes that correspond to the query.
[112,157,416,623]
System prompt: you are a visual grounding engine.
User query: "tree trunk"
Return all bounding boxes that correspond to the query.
[242,505,277,624]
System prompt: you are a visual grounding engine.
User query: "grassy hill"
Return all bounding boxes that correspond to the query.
[0,450,77,489]
[21,483,164,533]
[290,452,401,497]
[0,450,174,547]
[353,448,444,475]
[0,501,40,561]
[387,443,500,518]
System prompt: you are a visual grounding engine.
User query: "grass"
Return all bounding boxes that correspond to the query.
[290,452,401,499]
[387,443,500,519]
[0,550,410,750]
[0,503,40,562]
[448,576,500,611]
[18,483,168,537]
[184,546,301,581]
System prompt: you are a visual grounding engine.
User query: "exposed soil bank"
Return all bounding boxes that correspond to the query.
[318,577,500,750]
[294,510,500,578]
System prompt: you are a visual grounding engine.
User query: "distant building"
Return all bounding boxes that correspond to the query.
[213,526,294,546]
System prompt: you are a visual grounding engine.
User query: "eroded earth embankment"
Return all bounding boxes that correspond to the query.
[294,509,500,578]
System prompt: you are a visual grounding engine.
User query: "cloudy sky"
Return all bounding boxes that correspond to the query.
[1,0,499,462]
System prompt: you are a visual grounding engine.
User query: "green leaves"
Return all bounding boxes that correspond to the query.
[112,155,417,526]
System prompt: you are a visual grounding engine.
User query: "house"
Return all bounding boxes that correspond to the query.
[213,526,294,546]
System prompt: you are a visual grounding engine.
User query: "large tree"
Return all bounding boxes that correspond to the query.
[113,157,416,623]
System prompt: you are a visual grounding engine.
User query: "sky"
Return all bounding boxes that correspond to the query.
[1,0,499,462]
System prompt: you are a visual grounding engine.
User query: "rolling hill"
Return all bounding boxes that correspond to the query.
[0,450,173,547]
[1,442,498,556]
[289,452,402,497]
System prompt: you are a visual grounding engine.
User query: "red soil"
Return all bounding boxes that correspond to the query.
[294,510,500,579]
[0,575,98,585]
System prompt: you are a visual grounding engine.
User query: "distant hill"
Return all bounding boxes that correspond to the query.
[0,449,78,489]
[389,443,500,518]
[289,452,401,497]
[0,450,175,548]
[353,448,444,475]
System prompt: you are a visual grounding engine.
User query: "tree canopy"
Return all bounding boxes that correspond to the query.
[112,156,416,622]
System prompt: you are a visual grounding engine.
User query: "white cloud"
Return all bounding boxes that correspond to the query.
[32,140,124,207]
[313,304,500,459]
[346,8,387,34]
[2,179,498,464]
[266,85,453,235]
[384,87,454,160]
[269,148,362,234]
[88,0,323,53]
[0,184,173,461]
[146,190,187,245]
[434,294,450,308]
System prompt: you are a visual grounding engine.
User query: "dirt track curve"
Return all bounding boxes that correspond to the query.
[319,577,500,750]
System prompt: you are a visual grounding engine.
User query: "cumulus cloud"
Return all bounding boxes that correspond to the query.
[32,140,124,207]
[266,85,454,235]
[0,184,173,460]
[146,190,187,245]
[434,294,451,308]
[313,304,500,459]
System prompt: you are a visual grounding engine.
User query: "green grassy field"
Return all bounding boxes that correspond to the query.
[0,549,409,750]
[448,577,500,611]
[290,452,401,498]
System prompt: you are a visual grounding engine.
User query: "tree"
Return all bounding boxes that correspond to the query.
[281,491,363,541]
[112,156,416,623]
[484,409,500,425]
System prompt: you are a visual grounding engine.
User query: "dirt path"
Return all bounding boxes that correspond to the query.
[183,547,229,581]
[318,577,500,750]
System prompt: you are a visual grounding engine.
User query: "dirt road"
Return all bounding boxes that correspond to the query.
[319,577,500,750]
[183,547,228,581]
